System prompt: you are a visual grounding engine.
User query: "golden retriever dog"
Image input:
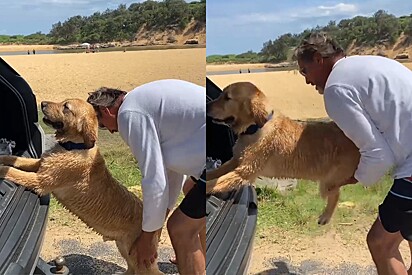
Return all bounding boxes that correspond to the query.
[0,99,162,275]
[207,82,360,225]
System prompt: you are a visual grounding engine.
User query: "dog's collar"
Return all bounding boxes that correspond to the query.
[240,111,274,136]
[59,141,89,150]
[241,124,260,135]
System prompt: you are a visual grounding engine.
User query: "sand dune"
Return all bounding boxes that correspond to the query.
[2,48,205,103]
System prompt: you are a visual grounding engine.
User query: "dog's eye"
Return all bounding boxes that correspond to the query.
[224,94,231,101]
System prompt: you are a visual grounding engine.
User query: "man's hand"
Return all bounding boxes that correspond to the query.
[129,231,158,269]
[327,176,358,194]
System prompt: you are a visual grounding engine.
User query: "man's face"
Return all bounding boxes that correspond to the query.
[97,106,118,133]
[297,53,329,95]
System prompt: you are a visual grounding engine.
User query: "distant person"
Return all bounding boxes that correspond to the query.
[32,49,36,55]
[248,68,251,73]
[295,31,412,275]
[27,50,30,55]
[239,69,242,74]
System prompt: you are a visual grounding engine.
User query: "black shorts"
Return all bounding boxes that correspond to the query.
[379,178,412,241]
[178,170,206,219]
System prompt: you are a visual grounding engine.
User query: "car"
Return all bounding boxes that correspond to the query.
[206,77,258,275]
[0,57,67,275]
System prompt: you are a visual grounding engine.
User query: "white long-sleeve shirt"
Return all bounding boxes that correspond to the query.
[324,55,412,186]
[117,79,205,232]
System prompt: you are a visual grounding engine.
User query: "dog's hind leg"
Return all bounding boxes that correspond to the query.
[318,187,340,225]
[0,155,41,172]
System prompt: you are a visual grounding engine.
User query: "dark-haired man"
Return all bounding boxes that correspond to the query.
[87,79,206,275]
[295,32,412,275]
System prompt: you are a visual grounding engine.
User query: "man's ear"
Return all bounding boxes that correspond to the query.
[99,106,110,116]
[314,52,323,65]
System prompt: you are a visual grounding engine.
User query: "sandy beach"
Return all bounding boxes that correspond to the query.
[208,71,327,119]
[0,44,55,52]
[208,61,412,120]
[206,63,269,72]
[2,48,205,103]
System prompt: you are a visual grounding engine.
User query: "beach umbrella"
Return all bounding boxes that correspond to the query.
[80,42,91,48]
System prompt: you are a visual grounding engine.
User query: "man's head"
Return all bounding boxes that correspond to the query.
[294,32,345,94]
[87,87,126,133]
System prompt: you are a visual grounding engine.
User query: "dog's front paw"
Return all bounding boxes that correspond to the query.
[206,179,217,194]
[210,172,245,194]
[318,212,332,225]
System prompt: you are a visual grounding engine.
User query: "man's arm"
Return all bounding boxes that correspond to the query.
[324,85,395,186]
[118,110,168,232]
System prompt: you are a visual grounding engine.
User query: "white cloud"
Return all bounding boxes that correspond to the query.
[39,0,91,4]
[212,2,359,26]
[318,3,357,13]
[236,12,284,24]
[291,3,358,18]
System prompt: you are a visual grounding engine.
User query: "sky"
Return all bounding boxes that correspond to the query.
[0,0,195,36]
[206,0,412,55]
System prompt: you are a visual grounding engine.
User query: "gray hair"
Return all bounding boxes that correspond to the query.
[87,87,126,116]
[294,32,345,62]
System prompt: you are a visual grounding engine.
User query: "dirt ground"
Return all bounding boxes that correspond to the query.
[41,201,179,274]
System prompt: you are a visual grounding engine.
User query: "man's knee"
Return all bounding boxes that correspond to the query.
[167,213,185,239]
[367,229,382,252]
[367,227,401,255]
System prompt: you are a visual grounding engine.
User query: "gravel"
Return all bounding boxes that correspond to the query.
[254,258,377,275]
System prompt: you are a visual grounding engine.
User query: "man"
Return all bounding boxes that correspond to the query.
[87,79,206,275]
[294,32,412,275]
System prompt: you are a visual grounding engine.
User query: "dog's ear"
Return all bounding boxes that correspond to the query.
[250,89,268,126]
[82,115,98,149]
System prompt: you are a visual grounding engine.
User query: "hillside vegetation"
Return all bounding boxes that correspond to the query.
[207,10,412,64]
[0,0,205,46]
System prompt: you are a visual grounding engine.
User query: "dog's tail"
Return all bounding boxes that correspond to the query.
[208,171,249,194]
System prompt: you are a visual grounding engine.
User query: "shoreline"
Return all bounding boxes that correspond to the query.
[0,44,205,53]
[0,44,55,52]
[207,63,269,72]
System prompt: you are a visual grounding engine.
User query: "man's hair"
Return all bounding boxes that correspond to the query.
[294,32,345,62]
[87,87,127,116]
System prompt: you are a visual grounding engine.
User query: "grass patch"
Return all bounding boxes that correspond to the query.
[256,176,392,237]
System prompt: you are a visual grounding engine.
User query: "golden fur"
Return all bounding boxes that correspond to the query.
[0,99,161,275]
[207,82,360,225]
